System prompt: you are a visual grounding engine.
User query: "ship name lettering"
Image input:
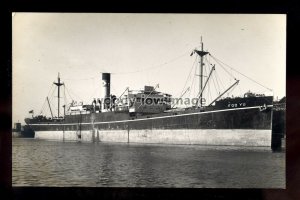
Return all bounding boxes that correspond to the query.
[228,102,246,108]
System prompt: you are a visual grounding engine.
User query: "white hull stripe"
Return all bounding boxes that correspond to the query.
[30,105,272,126]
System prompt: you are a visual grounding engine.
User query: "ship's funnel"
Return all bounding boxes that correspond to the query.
[102,73,111,110]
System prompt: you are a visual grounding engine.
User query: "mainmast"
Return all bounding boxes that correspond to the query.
[193,37,209,107]
[54,73,64,118]
[191,38,240,107]
[199,37,204,107]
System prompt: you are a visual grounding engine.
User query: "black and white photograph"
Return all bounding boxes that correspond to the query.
[12,13,286,188]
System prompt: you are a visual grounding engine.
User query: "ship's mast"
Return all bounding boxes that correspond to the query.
[193,37,208,107]
[199,37,204,107]
[192,38,240,107]
[54,73,64,118]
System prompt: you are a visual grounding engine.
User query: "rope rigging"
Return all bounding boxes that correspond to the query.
[38,80,79,117]
[63,85,68,114]
[184,51,273,106]
[182,47,240,107]
[189,58,198,101]
[64,85,75,103]
[62,50,190,80]
[64,76,97,81]
[65,85,83,103]
[39,84,54,115]
[37,42,273,115]
[210,54,272,92]
[39,84,56,116]
[178,55,197,98]
[211,72,219,98]
[113,50,191,75]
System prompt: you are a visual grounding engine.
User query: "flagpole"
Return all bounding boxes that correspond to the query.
[29,110,34,118]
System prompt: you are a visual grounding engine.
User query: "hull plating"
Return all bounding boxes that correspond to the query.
[34,129,271,146]
[31,106,273,146]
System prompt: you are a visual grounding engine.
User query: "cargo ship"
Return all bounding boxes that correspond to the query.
[25,40,275,147]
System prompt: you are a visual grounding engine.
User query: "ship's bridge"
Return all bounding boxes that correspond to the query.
[128,86,172,114]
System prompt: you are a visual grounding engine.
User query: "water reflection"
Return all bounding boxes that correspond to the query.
[13,138,285,188]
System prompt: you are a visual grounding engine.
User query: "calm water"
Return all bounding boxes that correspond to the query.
[12,138,285,188]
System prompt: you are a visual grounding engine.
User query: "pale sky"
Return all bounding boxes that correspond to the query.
[12,13,286,124]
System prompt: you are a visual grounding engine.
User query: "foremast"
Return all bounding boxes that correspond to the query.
[192,37,209,107]
[191,37,240,108]
[54,73,64,118]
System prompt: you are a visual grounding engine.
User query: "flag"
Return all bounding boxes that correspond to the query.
[29,110,33,114]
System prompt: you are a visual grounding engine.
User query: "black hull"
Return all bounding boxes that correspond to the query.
[26,96,274,147]
[31,106,272,132]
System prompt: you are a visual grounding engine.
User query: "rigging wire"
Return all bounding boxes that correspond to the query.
[48,87,57,117]
[64,85,74,103]
[39,99,47,115]
[201,56,218,102]
[113,50,190,75]
[41,85,56,116]
[210,54,272,91]
[43,104,49,117]
[64,76,98,81]
[212,71,220,94]
[204,54,239,99]
[212,56,236,96]
[190,57,198,100]
[210,54,236,80]
[179,56,197,97]
[49,87,56,107]
[202,59,208,104]
[39,84,54,115]
[63,85,69,115]
[65,86,83,102]
[49,97,58,117]
[208,79,213,105]
[211,72,219,99]
[215,70,225,92]
[63,85,66,114]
